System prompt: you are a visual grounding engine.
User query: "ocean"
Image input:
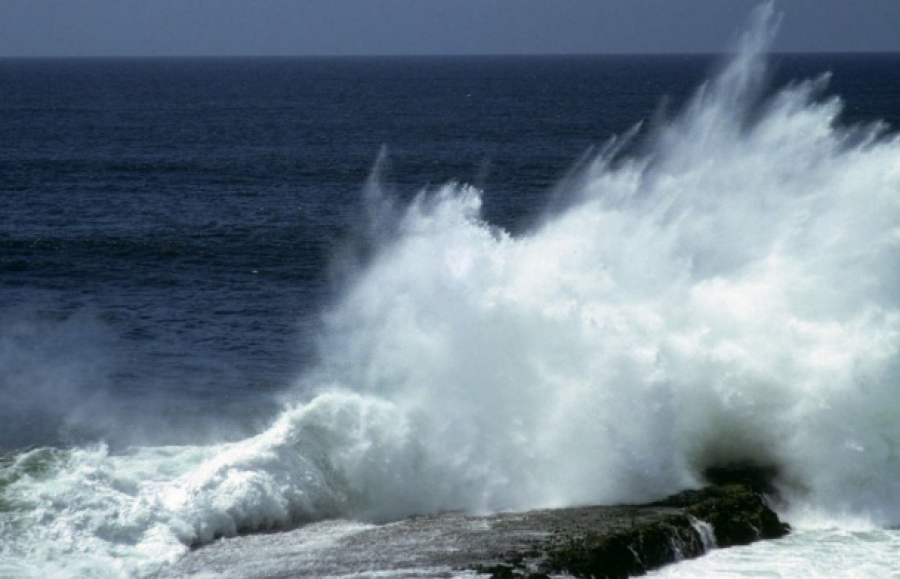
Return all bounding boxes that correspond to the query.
[4,7,900,577]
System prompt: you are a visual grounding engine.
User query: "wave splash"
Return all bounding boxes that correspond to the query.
[5,4,900,576]
[311,3,900,524]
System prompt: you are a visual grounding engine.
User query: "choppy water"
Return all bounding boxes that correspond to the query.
[4,4,900,577]
[650,528,900,578]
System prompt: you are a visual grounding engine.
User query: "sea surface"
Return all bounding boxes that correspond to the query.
[4,7,900,577]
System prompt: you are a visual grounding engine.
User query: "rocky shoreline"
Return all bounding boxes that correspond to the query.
[477,473,789,578]
[164,467,788,578]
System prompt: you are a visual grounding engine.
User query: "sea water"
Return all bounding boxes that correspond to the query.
[4,4,900,577]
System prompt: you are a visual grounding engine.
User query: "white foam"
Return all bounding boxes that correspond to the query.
[306,2,900,526]
[648,528,900,578]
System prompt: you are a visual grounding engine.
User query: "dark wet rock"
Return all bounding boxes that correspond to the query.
[528,484,788,579]
[478,465,790,579]
[164,465,788,578]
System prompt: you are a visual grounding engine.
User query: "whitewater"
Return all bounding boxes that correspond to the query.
[5,4,900,577]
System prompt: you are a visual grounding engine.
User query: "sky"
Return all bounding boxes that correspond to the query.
[1,0,899,58]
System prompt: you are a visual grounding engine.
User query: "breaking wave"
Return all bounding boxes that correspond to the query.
[5,4,900,576]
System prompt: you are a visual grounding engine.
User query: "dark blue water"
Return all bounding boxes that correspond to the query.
[2,54,899,449]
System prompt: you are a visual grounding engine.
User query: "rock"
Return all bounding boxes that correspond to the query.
[164,465,789,578]
[479,464,790,579]
[529,484,788,579]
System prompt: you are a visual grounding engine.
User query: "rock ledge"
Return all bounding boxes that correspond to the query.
[164,467,789,578]
[477,468,789,578]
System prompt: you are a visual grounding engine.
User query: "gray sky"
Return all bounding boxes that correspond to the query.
[1,1,899,58]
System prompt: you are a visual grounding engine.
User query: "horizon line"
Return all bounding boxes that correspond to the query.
[2,49,899,61]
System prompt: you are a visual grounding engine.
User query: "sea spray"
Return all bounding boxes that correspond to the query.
[5,3,900,576]
[308,1,900,524]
